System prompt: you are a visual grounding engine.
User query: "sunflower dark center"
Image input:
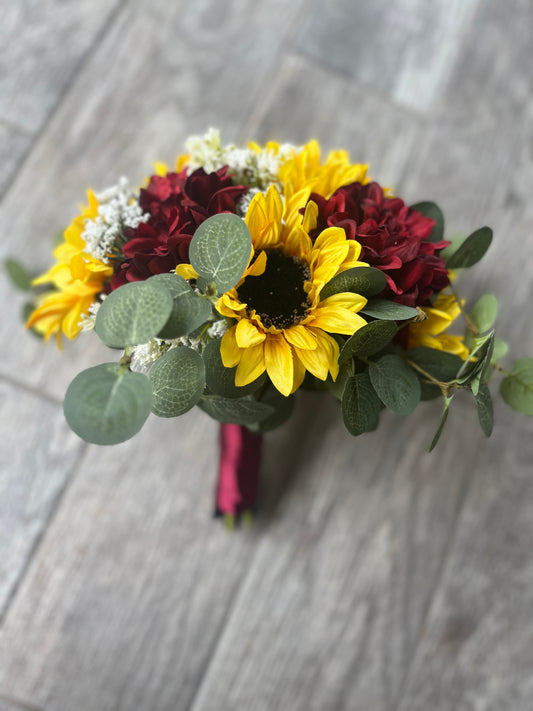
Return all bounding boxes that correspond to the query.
[237,249,311,329]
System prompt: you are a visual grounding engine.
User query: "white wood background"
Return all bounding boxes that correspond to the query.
[1,1,532,709]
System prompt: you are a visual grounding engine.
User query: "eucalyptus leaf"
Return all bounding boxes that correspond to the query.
[189,213,251,293]
[369,354,421,415]
[500,358,533,415]
[446,226,492,269]
[361,299,418,321]
[246,386,295,433]
[320,266,387,300]
[429,395,454,452]
[339,320,397,363]
[149,347,206,417]
[476,384,494,437]
[406,346,463,382]
[341,372,382,436]
[469,294,498,334]
[410,202,444,243]
[202,338,266,398]
[440,236,466,262]
[95,281,174,348]
[4,258,32,291]
[64,363,152,445]
[147,273,212,339]
[455,330,495,386]
[199,395,274,425]
[328,359,354,400]
[491,337,509,363]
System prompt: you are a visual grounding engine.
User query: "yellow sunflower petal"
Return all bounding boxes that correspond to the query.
[291,354,307,393]
[235,318,266,348]
[175,263,199,280]
[318,292,367,312]
[220,326,242,368]
[235,342,266,386]
[264,333,294,397]
[306,305,367,335]
[244,249,267,278]
[283,324,318,350]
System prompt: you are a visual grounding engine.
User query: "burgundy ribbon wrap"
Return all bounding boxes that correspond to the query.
[216,424,263,519]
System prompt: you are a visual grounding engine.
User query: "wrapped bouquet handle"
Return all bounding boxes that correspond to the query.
[10,129,532,523]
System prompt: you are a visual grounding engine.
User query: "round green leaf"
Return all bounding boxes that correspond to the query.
[64,363,152,445]
[369,354,421,415]
[491,337,509,363]
[361,299,418,321]
[469,294,498,334]
[189,213,252,293]
[339,320,397,363]
[500,358,533,415]
[410,202,444,243]
[199,395,274,425]
[4,258,32,291]
[446,226,492,269]
[202,339,266,398]
[246,385,295,432]
[320,266,387,300]
[341,372,382,436]
[147,273,212,339]
[149,347,206,417]
[95,281,173,348]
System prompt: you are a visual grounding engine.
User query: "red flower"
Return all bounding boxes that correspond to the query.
[309,182,450,306]
[111,167,248,289]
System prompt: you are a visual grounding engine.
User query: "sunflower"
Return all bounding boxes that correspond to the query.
[407,294,469,359]
[27,191,113,345]
[178,185,369,396]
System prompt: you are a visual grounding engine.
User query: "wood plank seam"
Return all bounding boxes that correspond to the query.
[0,439,90,627]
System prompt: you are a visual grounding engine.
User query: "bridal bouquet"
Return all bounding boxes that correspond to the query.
[12,129,532,523]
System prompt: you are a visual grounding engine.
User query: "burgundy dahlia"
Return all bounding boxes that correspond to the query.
[111,167,248,289]
[309,182,450,307]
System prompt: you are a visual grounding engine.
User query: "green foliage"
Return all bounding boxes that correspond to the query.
[476,384,494,437]
[361,299,418,321]
[469,294,498,334]
[189,213,251,293]
[406,346,463,382]
[429,395,454,452]
[338,320,398,363]
[246,385,295,433]
[491,337,509,363]
[369,354,421,415]
[440,235,466,262]
[64,363,152,445]
[500,358,533,415]
[149,347,206,417]
[410,202,444,243]
[199,395,274,425]
[202,339,266,398]
[328,359,354,400]
[320,266,387,300]
[4,258,32,291]
[147,273,212,339]
[455,330,495,395]
[95,281,173,348]
[341,372,382,436]
[446,226,492,269]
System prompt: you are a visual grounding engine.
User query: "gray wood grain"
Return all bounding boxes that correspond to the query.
[1,0,533,710]
[0,409,271,711]
[0,0,123,134]
[0,124,31,198]
[0,695,43,711]
[0,379,84,618]
[246,52,422,187]
[292,0,481,112]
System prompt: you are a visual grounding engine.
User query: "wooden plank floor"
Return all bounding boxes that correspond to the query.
[1,1,532,709]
